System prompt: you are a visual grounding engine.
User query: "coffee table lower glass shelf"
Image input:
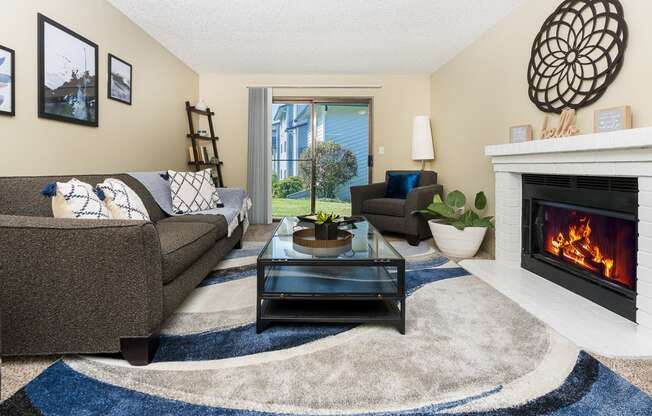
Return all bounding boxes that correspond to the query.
[256,217,406,334]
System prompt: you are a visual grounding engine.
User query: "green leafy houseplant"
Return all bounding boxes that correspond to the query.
[314,211,340,240]
[315,211,340,225]
[419,190,494,231]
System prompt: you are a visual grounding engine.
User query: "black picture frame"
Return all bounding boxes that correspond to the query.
[38,13,99,127]
[0,44,15,116]
[108,53,132,105]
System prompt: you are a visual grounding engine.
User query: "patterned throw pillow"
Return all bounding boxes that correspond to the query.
[42,178,112,219]
[96,178,150,221]
[167,169,223,214]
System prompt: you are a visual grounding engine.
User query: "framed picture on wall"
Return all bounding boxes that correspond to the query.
[108,53,132,105]
[0,44,15,116]
[38,13,98,127]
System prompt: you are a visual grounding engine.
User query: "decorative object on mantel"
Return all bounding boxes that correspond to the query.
[185,101,224,187]
[411,115,434,170]
[418,190,493,258]
[509,125,533,143]
[527,0,628,113]
[540,108,580,139]
[594,105,632,133]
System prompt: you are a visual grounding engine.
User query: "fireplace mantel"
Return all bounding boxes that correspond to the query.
[484,127,652,178]
[486,126,652,158]
[459,126,652,353]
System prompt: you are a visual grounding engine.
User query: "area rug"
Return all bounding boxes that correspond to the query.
[2,241,651,415]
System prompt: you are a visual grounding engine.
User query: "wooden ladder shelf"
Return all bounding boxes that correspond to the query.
[185,101,225,187]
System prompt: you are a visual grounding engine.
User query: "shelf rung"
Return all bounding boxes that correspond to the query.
[187,134,219,141]
[188,161,224,166]
[187,107,214,116]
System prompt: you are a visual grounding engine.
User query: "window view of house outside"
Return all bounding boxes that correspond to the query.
[272,102,369,218]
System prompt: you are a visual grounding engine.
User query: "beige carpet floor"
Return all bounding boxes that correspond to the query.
[2,224,651,401]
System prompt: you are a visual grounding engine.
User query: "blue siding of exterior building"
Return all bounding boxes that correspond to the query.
[323,105,369,201]
[272,103,369,203]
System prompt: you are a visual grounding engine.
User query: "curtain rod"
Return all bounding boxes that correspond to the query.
[246,84,382,89]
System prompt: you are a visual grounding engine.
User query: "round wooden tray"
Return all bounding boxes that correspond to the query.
[292,228,353,256]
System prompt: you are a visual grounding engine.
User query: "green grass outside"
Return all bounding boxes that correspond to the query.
[272,198,351,218]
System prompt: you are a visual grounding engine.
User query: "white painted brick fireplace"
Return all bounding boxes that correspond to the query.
[461,127,652,356]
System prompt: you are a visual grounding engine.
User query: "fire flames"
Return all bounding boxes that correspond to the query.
[549,216,614,278]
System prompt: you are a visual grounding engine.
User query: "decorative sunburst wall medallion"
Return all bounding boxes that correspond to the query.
[527,0,628,113]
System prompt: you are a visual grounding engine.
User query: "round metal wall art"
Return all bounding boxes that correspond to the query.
[527,0,628,113]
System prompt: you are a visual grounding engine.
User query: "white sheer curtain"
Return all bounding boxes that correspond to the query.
[246,88,273,224]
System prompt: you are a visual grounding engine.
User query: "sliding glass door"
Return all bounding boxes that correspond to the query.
[271,98,371,218]
[271,101,312,217]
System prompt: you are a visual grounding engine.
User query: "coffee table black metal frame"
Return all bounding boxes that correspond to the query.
[256,217,406,334]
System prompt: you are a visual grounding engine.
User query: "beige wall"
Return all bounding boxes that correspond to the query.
[430,0,652,253]
[198,74,431,189]
[0,0,198,176]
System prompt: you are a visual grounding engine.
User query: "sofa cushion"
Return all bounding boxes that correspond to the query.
[385,172,421,199]
[96,178,150,221]
[158,215,228,241]
[156,221,218,284]
[43,178,112,220]
[362,198,406,217]
[385,170,436,187]
[168,169,221,214]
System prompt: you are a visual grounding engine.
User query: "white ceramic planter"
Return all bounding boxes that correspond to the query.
[428,220,487,258]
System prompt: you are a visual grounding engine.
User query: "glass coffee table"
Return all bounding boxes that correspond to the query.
[257,217,405,334]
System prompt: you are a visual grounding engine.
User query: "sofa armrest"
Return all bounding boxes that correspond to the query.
[350,182,386,215]
[405,184,444,214]
[0,215,164,355]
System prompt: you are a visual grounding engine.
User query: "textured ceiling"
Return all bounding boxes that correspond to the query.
[108,0,527,74]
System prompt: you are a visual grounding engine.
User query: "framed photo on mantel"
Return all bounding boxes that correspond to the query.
[509,125,533,143]
[594,106,632,133]
[38,13,98,127]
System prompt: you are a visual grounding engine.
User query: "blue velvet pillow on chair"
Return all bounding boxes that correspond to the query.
[385,172,421,199]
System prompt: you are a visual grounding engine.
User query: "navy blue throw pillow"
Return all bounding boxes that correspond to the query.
[385,172,421,199]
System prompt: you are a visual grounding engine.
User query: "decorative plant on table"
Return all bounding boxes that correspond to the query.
[418,190,494,258]
[314,211,340,240]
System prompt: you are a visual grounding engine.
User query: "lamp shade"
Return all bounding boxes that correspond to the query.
[412,116,434,161]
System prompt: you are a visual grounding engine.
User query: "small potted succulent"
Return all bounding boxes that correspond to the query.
[314,211,340,240]
[419,190,494,258]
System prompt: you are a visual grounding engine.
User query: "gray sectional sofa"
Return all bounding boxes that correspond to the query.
[0,174,243,365]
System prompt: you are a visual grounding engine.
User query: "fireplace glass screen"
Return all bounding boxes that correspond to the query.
[539,204,636,290]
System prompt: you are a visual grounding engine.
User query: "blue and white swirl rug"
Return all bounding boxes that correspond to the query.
[2,241,651,415]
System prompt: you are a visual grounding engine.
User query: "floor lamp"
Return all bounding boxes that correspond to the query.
[412,116,434,170]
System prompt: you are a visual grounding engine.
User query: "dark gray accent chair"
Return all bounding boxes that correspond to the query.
[0,174,243,365]
[351,170,443,246]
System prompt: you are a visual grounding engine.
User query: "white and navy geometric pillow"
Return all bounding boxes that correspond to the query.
[42,178,112,219]
[167,169,222,214]
[96,178,150,221]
